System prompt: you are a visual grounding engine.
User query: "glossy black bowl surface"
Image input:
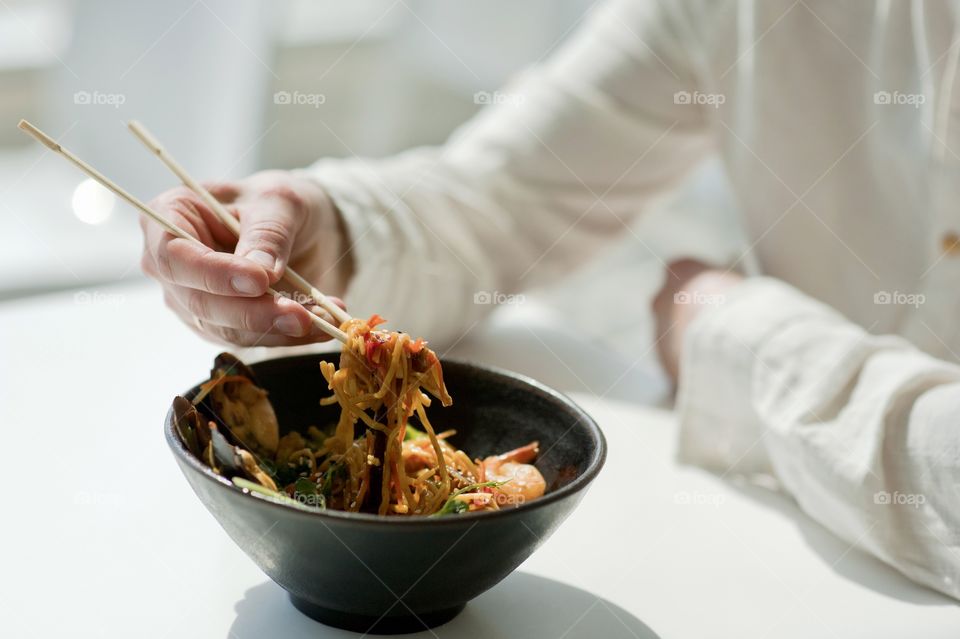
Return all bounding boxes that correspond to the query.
[165,354,606,634]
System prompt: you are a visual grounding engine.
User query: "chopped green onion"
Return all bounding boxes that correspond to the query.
[431,480,509,517]
[403,424,428,441]
[293,477,326,509]
[320,461,347,497]
[232,477,321,511]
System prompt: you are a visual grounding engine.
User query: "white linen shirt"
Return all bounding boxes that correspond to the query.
[304,0,960,599]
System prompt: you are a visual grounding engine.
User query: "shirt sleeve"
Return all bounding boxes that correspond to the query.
[298,0,713,343]
[677,276,960,600]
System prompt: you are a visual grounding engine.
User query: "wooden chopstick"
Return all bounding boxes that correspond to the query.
[126,120,352,326]
[17,119,348,344]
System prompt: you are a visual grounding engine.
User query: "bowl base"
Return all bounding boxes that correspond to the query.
[289,595,465,634]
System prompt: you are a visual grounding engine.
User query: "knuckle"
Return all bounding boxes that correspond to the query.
[166,186,200,207]
[155,243,174,281]
[200,265,223,295]
[140,253,156,278]
[160,190,204,230]
[218,326,250,346]
[262,183,305,213]
[248,219,291,248]
[236,307,260,333]
[185,289,209,319]
[206,181,240,202]
[170,185,196,199]
[153,187,196,214]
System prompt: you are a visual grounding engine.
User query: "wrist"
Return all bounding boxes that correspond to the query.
[653,260,743,383]
[283,172,354,298]
[313,186,354,298]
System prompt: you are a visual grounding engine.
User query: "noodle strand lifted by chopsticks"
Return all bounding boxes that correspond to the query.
[181,316,547,517]
[320,315,453,515]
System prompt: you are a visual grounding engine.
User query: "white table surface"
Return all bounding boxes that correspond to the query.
[1,281,957,638]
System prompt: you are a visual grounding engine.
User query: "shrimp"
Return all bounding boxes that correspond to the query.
[480,441,546,507]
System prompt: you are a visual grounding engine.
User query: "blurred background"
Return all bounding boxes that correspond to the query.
[0,0,748,399]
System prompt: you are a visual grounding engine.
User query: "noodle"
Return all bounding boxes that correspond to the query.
[318,315,454,515]
[185,315,547,516]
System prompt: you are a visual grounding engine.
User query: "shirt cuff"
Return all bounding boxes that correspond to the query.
[674,276,844,477]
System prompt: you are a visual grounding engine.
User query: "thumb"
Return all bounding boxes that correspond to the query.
[233,201,301,283]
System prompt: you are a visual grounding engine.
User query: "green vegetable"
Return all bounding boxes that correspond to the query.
[320,461,347,497]
[294,476,318,496]
[232,477,321,511]
[431,480,509,517]
[403,425,428,441]
[266,457,313,487]
[437,500,468,516]
[293,477,326,509]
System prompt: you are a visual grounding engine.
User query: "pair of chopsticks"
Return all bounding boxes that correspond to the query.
[18,119,350,344]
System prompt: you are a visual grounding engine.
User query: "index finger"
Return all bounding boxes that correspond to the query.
[141,190,270,296]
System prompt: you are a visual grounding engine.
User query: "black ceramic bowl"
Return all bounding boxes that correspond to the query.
[165,354,606,634]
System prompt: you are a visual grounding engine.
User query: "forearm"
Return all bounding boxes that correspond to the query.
[298,143,636,343]
[297,0,712,342]
[295,151,519,342]
[670,274,960,599]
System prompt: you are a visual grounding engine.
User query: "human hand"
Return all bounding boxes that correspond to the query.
[652,259,743,382]
[140,170,353,346]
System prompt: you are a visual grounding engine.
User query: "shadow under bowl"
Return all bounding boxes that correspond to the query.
[165,354,606,634]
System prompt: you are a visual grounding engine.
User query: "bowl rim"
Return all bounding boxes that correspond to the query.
[164,354,607,527]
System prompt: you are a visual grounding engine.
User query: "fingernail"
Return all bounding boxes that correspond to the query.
[231,275,260,295]
[274,314,304,337]
[246,250,276,271]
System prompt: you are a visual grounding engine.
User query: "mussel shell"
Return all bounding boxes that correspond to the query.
[209,423,243,475]
[172,396,203,458]
[179,353,280,488]
[192,352,254,451]
[209,422,277,490]
[193,397,242,450]
[212,352,259,384]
